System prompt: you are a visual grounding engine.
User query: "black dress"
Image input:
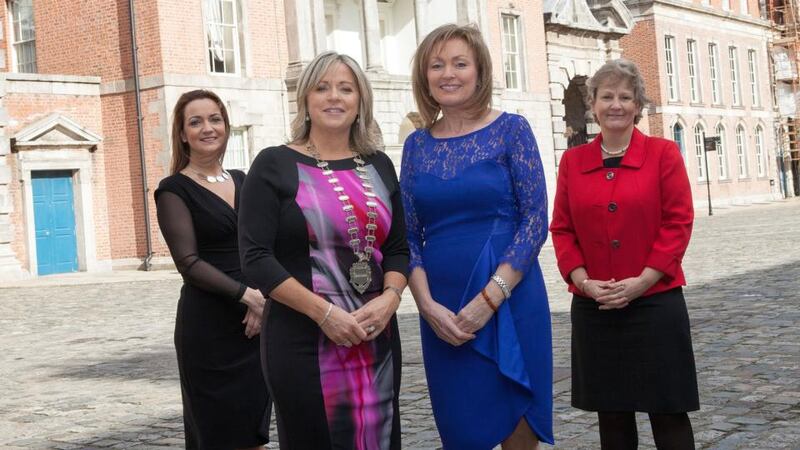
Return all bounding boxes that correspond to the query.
[155,171,271,449]
[238,146,409,450]
[570,157,699,413]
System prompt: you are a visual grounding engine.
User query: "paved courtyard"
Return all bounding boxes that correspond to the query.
[1,199,799,449]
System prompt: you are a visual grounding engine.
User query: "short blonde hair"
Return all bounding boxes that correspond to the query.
[290,51,380,155]
[411,24,493,128]
[587,58,651,124]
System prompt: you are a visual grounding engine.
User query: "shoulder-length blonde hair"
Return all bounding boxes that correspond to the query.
[586,58,651,125]
[169,89,231,174]
[411,23,493,129]
[289,51,380,155]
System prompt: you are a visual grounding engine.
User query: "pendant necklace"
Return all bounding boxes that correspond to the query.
[306,142,378,294]
[600,141,628,156]
[189,166,231,183]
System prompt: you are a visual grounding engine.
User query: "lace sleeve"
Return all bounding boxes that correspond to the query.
[155,190,246,301]
[499,116,549,273]
[400,133,425,270]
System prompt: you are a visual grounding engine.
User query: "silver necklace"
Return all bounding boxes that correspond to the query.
[306,143,378,294]
[189,166,231,183]
[600,142,628,156]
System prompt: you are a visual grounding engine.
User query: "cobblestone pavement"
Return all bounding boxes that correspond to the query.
[1,199,798,449]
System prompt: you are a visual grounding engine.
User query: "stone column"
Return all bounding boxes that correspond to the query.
[360,0,384,72]
[457,0,488,32]
[312,0,327,55]
[284,0,322,79]
[0,78,23,280]
[413,0,427,43]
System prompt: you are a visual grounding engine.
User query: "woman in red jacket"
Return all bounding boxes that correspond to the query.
[550,59,699,449]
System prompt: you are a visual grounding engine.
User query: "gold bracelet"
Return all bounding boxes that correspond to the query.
[383,285,403,301]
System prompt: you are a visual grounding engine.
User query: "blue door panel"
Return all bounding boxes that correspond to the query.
[32,171,78,275]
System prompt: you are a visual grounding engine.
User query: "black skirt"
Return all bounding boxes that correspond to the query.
[571,287,700,413]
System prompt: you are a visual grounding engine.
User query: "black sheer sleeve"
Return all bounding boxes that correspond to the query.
[155,190,246,302]
[373,152,409,277]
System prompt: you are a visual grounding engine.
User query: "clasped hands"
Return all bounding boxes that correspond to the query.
[421,286,503,347]
[318,290,399,348]
[583,276,652,310]
[240,287,267,339]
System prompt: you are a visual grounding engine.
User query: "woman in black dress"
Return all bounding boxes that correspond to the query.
[239,52,408,449]
[155,89,271,449]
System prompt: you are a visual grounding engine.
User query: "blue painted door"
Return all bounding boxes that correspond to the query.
[32,171,79,275]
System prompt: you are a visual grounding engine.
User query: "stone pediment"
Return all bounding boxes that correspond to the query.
[588,0,633,33]
[544,0,632,34]
[12,114,102,151]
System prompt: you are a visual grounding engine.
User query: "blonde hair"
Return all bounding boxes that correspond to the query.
[289,51,380,155]
[587,58,651,124]
[170,89,230,175]
[411,23,493,128]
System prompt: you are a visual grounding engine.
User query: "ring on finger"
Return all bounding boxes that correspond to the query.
[366,325,376,334]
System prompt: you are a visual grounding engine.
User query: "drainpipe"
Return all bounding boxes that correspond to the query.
[129,0,153,270]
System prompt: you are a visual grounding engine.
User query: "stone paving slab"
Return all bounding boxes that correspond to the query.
[1,199,799,449]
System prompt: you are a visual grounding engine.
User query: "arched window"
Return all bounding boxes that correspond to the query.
[672,123,685,157]
[735,125,748,178]
[694,124,706,181]
[716,124,728,180]
[755,126,765,177]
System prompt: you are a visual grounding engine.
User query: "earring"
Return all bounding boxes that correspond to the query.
[305,113,310,123]
[355,114,360,124]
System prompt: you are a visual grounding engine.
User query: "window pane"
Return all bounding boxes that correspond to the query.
[223,129,250,170]
[694,125,706,180]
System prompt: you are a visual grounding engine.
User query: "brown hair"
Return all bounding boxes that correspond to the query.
[411,23,493,128]
[169,89,231,174]
[289,51,380,155]
[587,59,651,124]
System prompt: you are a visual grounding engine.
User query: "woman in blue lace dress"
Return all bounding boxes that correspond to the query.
[401,24,553,449]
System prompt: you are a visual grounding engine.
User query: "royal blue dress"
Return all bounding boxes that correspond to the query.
[400,112,554,448]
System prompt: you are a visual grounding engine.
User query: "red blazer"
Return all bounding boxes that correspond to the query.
[550,128,694,297]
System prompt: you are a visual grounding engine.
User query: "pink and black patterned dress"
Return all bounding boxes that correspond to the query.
[239,145,408,450]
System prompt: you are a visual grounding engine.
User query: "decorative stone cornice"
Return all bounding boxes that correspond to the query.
[12,114,102,151]
[544,0,633,36]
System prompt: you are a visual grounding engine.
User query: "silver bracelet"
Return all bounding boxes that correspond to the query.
[490,274,512,299]
[319,303,333,327]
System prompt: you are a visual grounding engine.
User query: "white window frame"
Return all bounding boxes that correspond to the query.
[748,49,760,106]
[709,43,721,105]
[8,0,36,73]
[694,124,707,181]
[687,40,701,103]
[735,125,748,178]
[740,0,748,14]
[665,36,679,101]
[500,14,524,91]
[716,124,729,180]
[203,0,247,75]
[722,0,730,10]
[223,128,251,171]
[755,126,765,177]
[729,46,741,106]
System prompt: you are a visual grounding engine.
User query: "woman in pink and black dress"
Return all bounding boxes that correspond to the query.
[239,52,409,449]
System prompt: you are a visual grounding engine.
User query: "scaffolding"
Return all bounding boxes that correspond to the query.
[766,0,800,195]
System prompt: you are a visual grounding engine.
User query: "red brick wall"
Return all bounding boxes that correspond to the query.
[621,18,663,108]
[33,0,163,80]
[99,88,170,260]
